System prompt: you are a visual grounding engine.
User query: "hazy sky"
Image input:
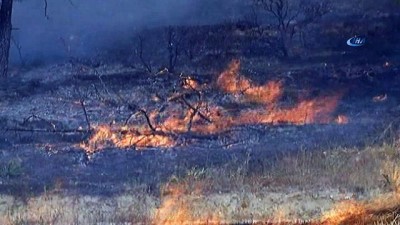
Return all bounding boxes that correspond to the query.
[10,0,245,64]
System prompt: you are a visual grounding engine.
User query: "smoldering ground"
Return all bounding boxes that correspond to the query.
[9,0,246,65]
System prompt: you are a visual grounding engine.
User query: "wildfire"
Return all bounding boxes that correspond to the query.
[217,59,345,125]
[335,115,349,124]
[321,193,400,225]
[151,187,400,225]
[216,59,283,105]
[233,95,343,125]
[321,200,367,224]
[243,80,283,104]
[154,185,192,225]
[154,183,220,225]
[80,125,175,154]
[182,76,200,90]
[82,59,348,152]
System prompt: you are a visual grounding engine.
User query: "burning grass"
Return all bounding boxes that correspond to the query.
[80,125,175,153]
[81,60,348,153]
[154,182,221,225]
[321,193,400,225]
[217,59,283,105]
[149,143,400,225]
[2,143,400,224]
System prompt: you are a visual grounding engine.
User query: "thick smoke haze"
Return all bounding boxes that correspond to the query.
[9,0,245,65]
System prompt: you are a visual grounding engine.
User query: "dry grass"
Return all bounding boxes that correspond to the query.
[0,191,156,225]
[1,143,400,224]
[194,143,397,195]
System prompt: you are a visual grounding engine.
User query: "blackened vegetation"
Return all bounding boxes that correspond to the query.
[136,35,152,73]
[251,0,331,57]
[166,26,181,73]
[131,23,275,73]
[127,1,331,73]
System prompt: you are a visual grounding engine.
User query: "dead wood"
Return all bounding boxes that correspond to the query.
[3,127,90,134]
[179,96,212,124]
[137,35,152,73]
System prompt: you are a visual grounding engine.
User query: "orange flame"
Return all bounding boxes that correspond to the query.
[217,59,345,126]
[217,59,283,105]
[321,200,367,225]
[154,185,192,225]
[217,59,250,94]
[182,76,200,90]
[82,59,348,152]
[154,183,220,225]
[233,95,342,125]
[320,193,400,225]
[243,80,283,104]
[336,115,349,124]
[80,125,175,154]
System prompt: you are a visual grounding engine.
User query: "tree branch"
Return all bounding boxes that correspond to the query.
[137,35,152,73]
[43,0,50,19]
[4,127,90,134]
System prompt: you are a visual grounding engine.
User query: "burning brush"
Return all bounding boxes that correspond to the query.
[81,59,349,153]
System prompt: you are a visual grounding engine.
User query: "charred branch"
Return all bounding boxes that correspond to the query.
[137,109,157,132]
[71,66,93,131]
[136,35,152,73]
[166,26,181,73]
[179,96,212,124]
[4,127,90,134]
[113,91,157,133]
[80,99,91,131]
[22,114,56,128]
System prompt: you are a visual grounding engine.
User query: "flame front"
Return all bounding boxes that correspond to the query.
[217,59,283,105]
[80,125,175,154]
[153,183,220,225]
[321,193,400,225]
[82,59,348,153]
[153,186,192,225]
[217,60,345,125]
[321,201,367,225]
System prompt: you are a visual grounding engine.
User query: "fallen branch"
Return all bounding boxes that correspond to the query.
[179,96,212,123]
[80,99,91,130]
[113,91,157,132]
[137,109,157,132]
[22,114,57,131]
[3,127,90,134]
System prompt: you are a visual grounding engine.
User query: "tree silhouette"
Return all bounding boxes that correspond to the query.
[0,0,14,77]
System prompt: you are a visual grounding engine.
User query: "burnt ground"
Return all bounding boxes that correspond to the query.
[0,13,400,199]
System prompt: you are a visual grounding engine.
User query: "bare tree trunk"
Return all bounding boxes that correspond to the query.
[0,0,14,77]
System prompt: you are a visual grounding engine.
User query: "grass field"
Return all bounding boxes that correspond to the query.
[1,141,400,225]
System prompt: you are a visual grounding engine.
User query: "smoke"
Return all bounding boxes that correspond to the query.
[9,0,246,65]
